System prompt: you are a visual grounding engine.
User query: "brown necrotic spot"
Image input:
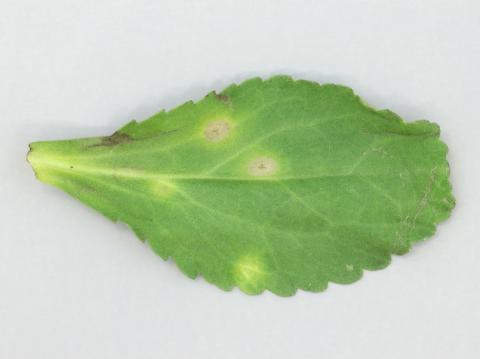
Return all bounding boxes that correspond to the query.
[204,120,230,142]
[248,157,278,177]
[88,132,132,148]
[214,92,231,104]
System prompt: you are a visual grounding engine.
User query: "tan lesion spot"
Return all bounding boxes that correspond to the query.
[248,157,278,177]
[204,120,231,142]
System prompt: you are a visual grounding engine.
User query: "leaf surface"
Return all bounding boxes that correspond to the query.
[28,76,455,296]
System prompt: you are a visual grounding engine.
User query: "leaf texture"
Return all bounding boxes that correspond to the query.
[28,76,455,296]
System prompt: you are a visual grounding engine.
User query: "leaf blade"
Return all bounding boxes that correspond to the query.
[28,76,455,296]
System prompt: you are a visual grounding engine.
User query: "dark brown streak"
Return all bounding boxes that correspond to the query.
[88,132,133,148]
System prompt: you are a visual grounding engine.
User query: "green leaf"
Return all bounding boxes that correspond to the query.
[27,76,455,296]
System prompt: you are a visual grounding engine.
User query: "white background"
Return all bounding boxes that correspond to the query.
[1,1,479,358]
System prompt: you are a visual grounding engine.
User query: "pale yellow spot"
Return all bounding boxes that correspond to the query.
[151,180,176,198]
[204,120,231,142]
[248,157,278,177]
[346,264,354,271]
[235,255,266,285]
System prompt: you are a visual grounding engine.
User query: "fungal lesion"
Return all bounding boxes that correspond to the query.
[213,92,231,104]
[204,120,231,142]
[248,156,278,177]
[234,254,267,290]
[151,180,176,198]
[89,131,132,148]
